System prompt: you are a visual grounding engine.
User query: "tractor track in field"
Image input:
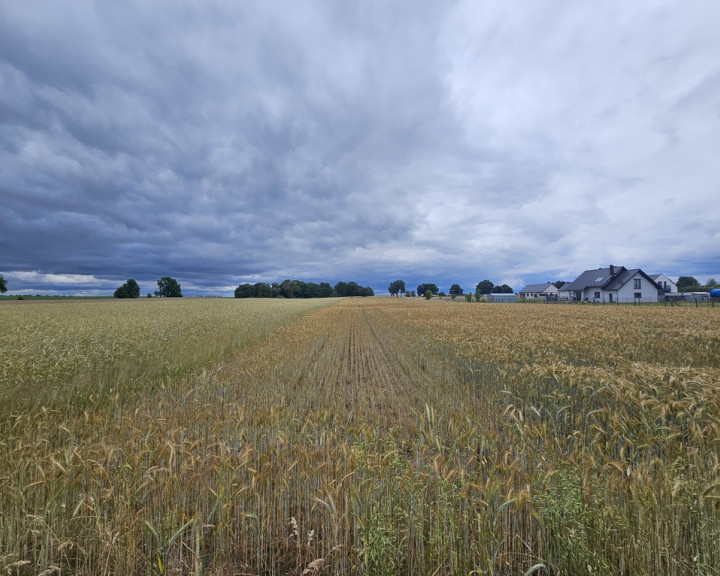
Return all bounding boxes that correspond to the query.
[297,302,413,413]
[225,299,448,427]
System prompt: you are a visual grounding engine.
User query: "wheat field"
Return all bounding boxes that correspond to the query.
[1,298,718,575]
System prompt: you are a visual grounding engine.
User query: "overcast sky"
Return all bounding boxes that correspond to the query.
[2,1,719,296]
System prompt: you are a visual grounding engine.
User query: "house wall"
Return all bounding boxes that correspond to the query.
[579,274,658,303]
[616,272,658,303]
[654,274,677,293]
[583,289,622,303]
[520,285,559,298]
[582,287,604,302]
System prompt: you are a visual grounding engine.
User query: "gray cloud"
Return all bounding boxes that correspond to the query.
[1,1,719,295]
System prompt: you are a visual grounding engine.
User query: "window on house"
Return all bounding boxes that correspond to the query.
[634,279,641,289]
[634,292,642,299]
[594,291,600,299]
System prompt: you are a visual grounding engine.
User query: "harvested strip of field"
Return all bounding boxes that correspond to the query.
[221,300,470,430]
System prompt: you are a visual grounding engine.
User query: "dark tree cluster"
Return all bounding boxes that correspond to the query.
[417,283,439,296]
[113,278,140,298]
[0,274,7,293]
[155,277,183,298]
[234,279,372,299]
[333,281,374,297]
[677,275,718,292]
[113,276,182,298]
[388,280,406,297]
[475,280,494,295]
[475,280,513,294]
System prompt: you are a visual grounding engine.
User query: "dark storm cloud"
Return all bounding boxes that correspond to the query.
[1,1,719,295]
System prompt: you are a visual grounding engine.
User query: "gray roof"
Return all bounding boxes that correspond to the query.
[564,265,661,292]
[604,268,639,290]
[608,269,661,290]
[519,283,554,293]
[562,266,625,292]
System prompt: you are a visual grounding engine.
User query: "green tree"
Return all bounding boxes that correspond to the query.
[388,280,406,297]
[553,280,566,289]
[424,290,433,300]
[0,274,6,293]
[280,279,302,298]
[677,276,701,292]
[334,281,374,297]
[114,278,140,298]
[155,276,182,298]
[417,283,439,296]
[234,283,255,298]
[476,280,494,295]
[254,282,273,298]
[302,282,320,298]
[492,284,514,293]
[449,284,463,297]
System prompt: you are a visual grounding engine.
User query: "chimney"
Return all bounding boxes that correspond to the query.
[610,265,615,275]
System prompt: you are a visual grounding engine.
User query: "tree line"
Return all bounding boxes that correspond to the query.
[234,279,374,299]
[677,276,718,292]
[114,277,182,298]
[388,279,514,298]
[113,276,375,299]
[2,272,715,299]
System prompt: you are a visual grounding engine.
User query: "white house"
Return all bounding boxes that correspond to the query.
[518,283,559,299]
[562,265,662,303]
[649,274,677,294]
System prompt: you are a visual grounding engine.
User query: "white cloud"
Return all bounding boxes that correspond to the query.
[9,271,107,285]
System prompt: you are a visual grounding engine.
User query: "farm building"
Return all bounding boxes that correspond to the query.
[562,265,662,303]
[518,283,559,299]
[487,293,517,303]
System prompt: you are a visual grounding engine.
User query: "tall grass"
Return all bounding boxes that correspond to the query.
[1,298,718,575]
[0,298,332,410]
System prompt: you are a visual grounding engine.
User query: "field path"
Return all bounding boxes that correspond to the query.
[224,298,457,428]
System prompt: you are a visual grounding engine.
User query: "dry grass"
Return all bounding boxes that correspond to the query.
[1,298,718,575]
[0,298,331,410]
